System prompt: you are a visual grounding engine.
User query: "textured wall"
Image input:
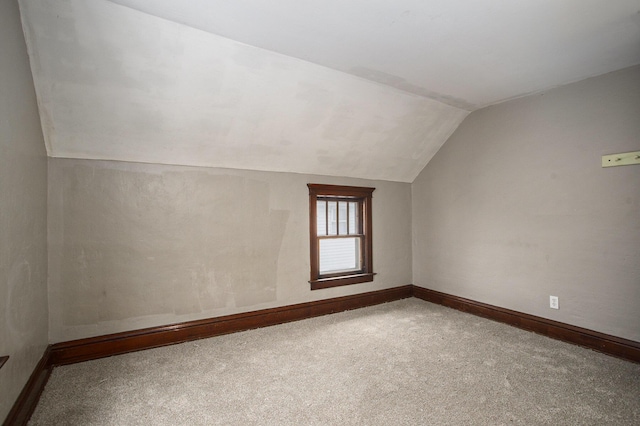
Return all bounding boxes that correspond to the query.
[412,66,640,341]
[48,159,412,342]
[0,0,49,421]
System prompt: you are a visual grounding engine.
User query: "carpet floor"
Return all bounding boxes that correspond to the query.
[29,298,640,425]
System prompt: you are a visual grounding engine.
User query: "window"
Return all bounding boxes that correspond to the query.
[308,184,375,290]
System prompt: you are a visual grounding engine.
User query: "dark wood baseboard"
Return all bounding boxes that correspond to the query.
[412,285,640,363]
[7,283,639,425]
[4,285,410,425]
[2,348,52,426]
[50,285,413,366]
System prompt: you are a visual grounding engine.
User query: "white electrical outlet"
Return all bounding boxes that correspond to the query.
[550,295,559,309]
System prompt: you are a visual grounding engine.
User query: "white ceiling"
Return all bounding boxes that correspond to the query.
[18,0,640,182]
[108,0,640,109]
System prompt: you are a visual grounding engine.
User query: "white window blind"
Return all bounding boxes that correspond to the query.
[319,237,361,273]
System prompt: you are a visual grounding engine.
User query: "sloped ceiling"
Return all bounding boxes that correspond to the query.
[109,0,640,110]
[19,0,640,182]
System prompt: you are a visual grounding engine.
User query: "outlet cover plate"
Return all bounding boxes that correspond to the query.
[550,295,559,309]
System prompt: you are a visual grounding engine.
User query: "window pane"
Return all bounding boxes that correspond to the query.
[319,237,361,274]
[316,200,326,236]
[327,201,337,235]
[338,201,348,235]
[348,202,358,235]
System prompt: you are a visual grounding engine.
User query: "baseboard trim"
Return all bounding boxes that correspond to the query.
[6,284,639,424]
[412,286,640,363]
[49,285,413,366]
[2,347,52,426]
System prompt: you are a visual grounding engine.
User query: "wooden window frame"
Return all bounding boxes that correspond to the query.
[308,183,375,290]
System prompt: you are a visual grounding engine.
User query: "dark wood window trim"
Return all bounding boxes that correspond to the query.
[308,183,375,290]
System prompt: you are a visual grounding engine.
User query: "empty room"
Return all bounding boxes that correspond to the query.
[1,0,639,424]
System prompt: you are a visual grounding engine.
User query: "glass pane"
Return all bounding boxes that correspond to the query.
[316,200,326,236]
[348,202,358,235]
[338,201,348,235]
[327,201,337,235]
[319,237,361,274]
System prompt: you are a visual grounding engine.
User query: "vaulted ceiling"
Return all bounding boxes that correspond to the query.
[19,0,640,182]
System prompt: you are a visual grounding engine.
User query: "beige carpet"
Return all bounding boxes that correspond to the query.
[29,299,640,425]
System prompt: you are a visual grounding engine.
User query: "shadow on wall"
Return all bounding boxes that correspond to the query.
[56,165,289,325]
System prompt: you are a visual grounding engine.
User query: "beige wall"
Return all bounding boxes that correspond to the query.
[0,0,49,421]
[412,66,640,342]
[48,159,412,342]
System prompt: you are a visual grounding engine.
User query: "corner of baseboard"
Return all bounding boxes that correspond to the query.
[410,286,640,363]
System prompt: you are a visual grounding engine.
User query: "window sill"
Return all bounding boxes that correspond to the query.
[310,273,375,290]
